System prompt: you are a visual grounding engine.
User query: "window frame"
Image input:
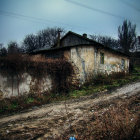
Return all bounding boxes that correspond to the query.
[121,59,125,70]
[100,52,104,64]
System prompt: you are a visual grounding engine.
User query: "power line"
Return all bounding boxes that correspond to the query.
[65,0,140,23]
[119,0,140,12]
[0,11,46,24]
[65,0,125,19]
[0,10,88,31]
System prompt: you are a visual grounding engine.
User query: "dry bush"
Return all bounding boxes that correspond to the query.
[59,95,140,140]
[92,104,139,139]
[0,54,74,94]
[90,96,139,140]
[0,54,75,114]
[86,72,128,86]
[110,71,128,79]
[0,54,26,77]
[29,54,47,62]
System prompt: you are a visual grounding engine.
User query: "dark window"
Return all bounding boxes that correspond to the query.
[121,59,125,69]
[100,52,104,64]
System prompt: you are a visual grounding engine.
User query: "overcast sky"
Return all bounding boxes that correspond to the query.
[0,0,140,46]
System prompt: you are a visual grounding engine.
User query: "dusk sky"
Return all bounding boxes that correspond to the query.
[0,0,140,46]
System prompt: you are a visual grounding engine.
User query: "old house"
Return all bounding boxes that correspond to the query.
[33,31,130,83]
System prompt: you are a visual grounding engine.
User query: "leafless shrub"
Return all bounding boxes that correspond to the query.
[59,95,140,140]
[0,54,74,95]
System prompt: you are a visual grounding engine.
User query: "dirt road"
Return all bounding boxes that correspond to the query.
[0,82,140,140]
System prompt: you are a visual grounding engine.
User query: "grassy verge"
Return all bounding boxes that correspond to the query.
[0,66,140,116]
[69,66,140,98]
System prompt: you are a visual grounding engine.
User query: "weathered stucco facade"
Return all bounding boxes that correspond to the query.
[63,45,129,83]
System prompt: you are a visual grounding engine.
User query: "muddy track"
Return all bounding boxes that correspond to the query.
[0,82,140,140]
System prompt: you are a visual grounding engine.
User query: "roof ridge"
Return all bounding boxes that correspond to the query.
[66,31,94,42]
[52,30,98,48]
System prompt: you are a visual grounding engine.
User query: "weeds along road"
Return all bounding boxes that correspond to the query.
[0,81,140,139]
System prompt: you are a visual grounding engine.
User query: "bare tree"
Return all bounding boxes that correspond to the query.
[134,36,140,52]
[90,35,119,50]
[0,43,3,48]
[0,43,7,56]
[7,41,20,54]
[118,20,137,54]
[37,27,65,48]
[23,34,38,53]
[23,27,65,53]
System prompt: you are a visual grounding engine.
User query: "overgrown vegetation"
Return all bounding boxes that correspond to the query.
[0,54,75,114]
[0,54,140,115]
[0,54,74,94]
[58,94,140,140]
[0,93,60,114]
[0,64,140,115]
[70,67,140,98]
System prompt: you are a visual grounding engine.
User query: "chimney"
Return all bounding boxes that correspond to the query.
[83,33,87,38]
[57,30,61,47]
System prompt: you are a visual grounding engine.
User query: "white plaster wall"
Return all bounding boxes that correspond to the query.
[97,49,129,74]
[70,46,95,83]
[0,73,52,98]
[70,46,130,84]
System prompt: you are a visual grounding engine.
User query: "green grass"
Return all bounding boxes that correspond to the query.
[10,102,18,109]
[26,97,34,104]
[69,66,140,98]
